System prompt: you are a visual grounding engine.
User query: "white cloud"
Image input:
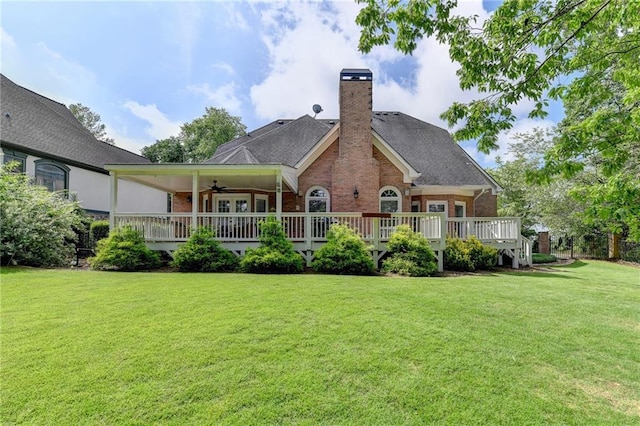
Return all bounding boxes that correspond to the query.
[223,3,250,31]
[122,101,182,141]
[249,0,491,126]
[212,61,235,75]
[250,1,370,120]
[1,34,97,107]
[187,82,242,114]
[0,26,16,48]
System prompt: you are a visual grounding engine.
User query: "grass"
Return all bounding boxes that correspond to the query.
[1,261,639,424]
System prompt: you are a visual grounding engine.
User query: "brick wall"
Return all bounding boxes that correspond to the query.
[473,190,498,216]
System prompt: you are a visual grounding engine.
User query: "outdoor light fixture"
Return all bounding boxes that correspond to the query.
[404,188,411,196]
[353,187,359,199]
[186,195,192,203]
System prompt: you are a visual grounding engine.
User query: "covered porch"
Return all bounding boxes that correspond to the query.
[105,164,531,271]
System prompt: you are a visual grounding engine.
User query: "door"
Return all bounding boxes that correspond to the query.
[214,195,250,237]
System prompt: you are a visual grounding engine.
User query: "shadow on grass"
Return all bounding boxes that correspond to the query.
[0,266,32,275]
[553,260,588,269]
[499,271,579,279]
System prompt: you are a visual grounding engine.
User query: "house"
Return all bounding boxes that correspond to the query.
[104,69,531,269]
[0,74,167,218]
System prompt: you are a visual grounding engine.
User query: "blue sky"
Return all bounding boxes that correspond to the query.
[1,0,557,167]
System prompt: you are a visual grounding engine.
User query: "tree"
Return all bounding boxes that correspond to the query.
[69,103,114,144]
[0,162,85,267]
[488,129,592,237]
[141,136,185,163]
[356,0,640,239]
[182,107,246,163]
[140,107,246,163]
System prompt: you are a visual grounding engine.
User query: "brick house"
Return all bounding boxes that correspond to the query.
[106,69,529,269]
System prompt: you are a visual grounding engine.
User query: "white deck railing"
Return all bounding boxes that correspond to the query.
[114,213,521,243]
[114,212,447,242]
[446,217,521,241]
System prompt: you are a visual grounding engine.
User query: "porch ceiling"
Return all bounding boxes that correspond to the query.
[104,164,298,194]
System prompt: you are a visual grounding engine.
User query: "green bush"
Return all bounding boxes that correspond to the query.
[465,236,498,270]
[444,237,475,272]
[312,224,374,275]
[90,220,110,245]
[0,162,84,267]
[241,216,304,274]
[171,227,239,272]
[532,253,557,264]
[382,225,437,277]
[444,236,498,272]
[89,226,161,271]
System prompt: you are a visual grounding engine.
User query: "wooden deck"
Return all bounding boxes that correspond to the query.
[113,213,531,271]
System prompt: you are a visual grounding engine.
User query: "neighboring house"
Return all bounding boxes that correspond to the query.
[0,74,167,218]
[105,69,530,269]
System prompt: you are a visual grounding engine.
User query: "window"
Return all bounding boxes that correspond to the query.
[34,160,69,192]
[379,186,401,213]
[427,201,448,216]
[306,186,330,212]
[255,194,269,213]
[2,149,27,173]
[214,195,250,213]
[455,201,466,218]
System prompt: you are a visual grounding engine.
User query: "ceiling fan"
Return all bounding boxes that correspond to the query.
[209,180,229,193]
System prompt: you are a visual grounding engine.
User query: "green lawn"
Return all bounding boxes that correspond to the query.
[1,261,638,424]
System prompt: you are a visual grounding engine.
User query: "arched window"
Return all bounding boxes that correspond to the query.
[306,186,330,212]
[380,186,401,213]
[35,160,69,193]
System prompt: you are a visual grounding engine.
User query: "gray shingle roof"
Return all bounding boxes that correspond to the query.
[207,115,335,167]
[208,111,497,188]
[0,74,150,173]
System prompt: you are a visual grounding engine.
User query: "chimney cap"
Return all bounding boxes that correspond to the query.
[340,68,372,81]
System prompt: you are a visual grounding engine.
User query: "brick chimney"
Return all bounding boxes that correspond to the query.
[332,68,379,212]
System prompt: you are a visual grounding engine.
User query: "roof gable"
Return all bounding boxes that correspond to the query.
[207,115,334,167]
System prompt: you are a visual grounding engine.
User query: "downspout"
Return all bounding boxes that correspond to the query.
[473,188,489,216]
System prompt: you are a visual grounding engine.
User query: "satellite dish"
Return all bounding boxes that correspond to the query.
[312,104,323,118]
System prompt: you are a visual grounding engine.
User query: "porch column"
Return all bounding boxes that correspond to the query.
[192,171,199,229]
[276,172,282,220]
[109,171,118,230]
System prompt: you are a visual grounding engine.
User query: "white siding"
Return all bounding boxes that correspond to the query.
[17,154,167,214]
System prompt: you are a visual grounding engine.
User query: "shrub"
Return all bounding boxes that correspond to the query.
[90,220,110,245]
[89,226,161,271]
[444,237,475,272]
[240,216,304,274]
[0,162,84,267]
[382,225,437,277]
[171,227,239,272]
[312,224,374,275]
[465,236,498,270]
[532,253,557,264]
[444,236,498,272]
